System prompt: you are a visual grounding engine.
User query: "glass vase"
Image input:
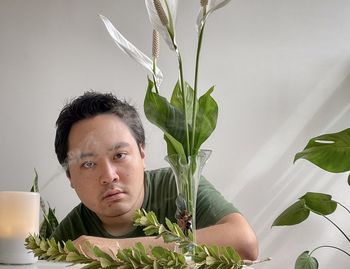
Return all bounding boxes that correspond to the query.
[165,149,212,252]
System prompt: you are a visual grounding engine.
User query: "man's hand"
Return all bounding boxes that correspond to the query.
[73,235,121,255]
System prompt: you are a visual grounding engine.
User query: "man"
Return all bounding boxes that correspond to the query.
[52,91,258,260]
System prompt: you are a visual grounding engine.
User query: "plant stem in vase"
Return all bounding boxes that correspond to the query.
[165,149,212,255]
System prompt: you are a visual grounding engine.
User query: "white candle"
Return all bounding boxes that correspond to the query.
[0,191,40,264]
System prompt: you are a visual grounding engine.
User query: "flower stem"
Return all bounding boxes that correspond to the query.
[322,215,350,243]
[191,17,207,156]
[310,245,350,257]
[176,48,190,157]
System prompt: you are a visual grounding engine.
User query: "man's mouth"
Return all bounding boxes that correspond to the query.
[103,189,126,201]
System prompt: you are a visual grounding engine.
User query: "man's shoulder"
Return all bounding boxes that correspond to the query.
[145,167,174,185]
[145,167,173,178]
[51,203,86,241]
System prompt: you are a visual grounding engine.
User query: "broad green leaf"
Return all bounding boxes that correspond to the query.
[294,251,319,269]
[300,192,337,215]
[144,79,187,153]
[192,86,218,153]
[294,128,350,173]
[170,81,195,126]
[272,200,310,226]
[164,133,186,160]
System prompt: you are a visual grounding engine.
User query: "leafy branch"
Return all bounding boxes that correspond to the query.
[26,210,269,268]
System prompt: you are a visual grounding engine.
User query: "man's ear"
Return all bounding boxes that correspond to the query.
[140,145,145,159]
[66,169,74,189]
[139,145,146,169]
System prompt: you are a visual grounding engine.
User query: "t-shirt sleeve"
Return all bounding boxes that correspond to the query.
[196,176,239,229]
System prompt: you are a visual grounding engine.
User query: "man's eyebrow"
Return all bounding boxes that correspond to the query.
[77,152,96,159]
[109,142,131,151]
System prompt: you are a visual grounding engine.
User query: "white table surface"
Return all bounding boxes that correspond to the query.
[0,261,82,269]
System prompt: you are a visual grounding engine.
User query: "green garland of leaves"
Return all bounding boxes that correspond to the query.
[25,209,245,269]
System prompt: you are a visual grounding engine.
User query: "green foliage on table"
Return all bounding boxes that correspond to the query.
[25,209,246,269]
[272,128,350,268]
[30,169,59,238]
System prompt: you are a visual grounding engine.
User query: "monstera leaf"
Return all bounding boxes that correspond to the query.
[294,251,319,269]
[272,192,337,226]
[294,128,350,173]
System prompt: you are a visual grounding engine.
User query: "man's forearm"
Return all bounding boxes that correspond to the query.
[195,213,258,260]
[75,213,258,261]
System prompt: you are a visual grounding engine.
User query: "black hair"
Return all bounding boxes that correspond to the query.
[55,91,145,167]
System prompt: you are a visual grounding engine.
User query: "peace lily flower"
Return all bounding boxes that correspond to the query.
[99,0,226,159]
[196,0,232,32]
[99,14,163,87]
[145,0,178,50]
[99,0,234,251]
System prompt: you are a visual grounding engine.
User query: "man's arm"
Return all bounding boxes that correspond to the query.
[196,213,258,260]
[74,212,258,261]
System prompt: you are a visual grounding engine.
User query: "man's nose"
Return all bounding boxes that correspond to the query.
[99,160,119,184]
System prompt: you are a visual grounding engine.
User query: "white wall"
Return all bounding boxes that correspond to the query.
[1,0,350,268]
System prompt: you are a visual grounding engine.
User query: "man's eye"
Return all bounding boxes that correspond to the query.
[114,153,126,160]
[82,161,95,168]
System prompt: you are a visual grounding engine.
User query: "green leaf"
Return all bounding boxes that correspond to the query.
[30,168,39,192]
[151,246,167,260]
[92,245,114,262]
[65,240,77,252]
[40,206,59,238]
[144,79,187,155]
[164,133,186,160]
[192,86,218,153]
[294,251,319,269]
[272,200,310,226]
[29,169,46,215]
[170,81,195,126]
[81,261,103,269]
[294,128,350,173]
[300,192,337,215]
[66,252,83,262]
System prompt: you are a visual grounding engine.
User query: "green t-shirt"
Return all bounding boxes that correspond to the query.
[51,168,238,242]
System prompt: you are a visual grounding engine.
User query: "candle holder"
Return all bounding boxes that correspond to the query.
[0,191,40,264]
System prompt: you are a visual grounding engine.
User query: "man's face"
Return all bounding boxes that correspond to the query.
[67,114,145,222]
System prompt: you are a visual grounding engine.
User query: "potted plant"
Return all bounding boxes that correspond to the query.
[272,128,350,269]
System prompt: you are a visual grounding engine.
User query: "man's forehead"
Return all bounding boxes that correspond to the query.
[68,141,130,159]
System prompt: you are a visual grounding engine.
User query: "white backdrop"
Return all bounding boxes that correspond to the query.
[1,0,350,268]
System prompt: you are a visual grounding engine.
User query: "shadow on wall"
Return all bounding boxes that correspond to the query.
[228,58,350,263]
